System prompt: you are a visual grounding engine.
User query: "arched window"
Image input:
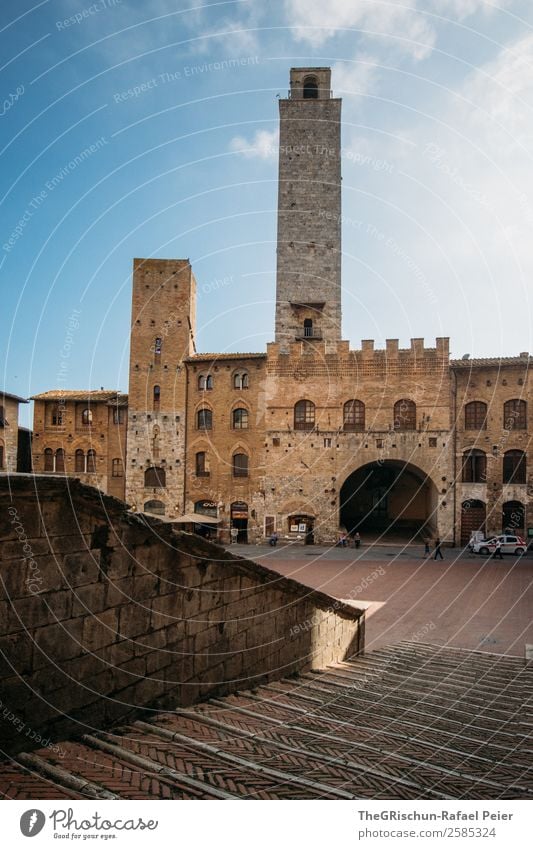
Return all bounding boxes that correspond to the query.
[81,408,92,425]
[0,443,4,470]
[303,76,319,99]
[504,399,526,430]
[503,450,526,484]
[198,374,213,390]
[143,499,165,515]
[75,449,85,473]
[393,399,416,431]
[465,401,487,430]
[144,466,166,487]
[86,449,96,473]
[197,408,212,430]
[195,451,209,477]
[112,458,123,477]
[233,453,249,477]
[462,449,486,483]
[343,400,365,432]
[44,448,54,472]
[232,408,249,429]
[153,385,160,411]
[294,399,315,430]
[234,371,249,390]
[55,448,65,473]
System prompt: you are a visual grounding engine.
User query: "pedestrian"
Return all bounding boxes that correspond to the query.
[353,532,361,549]
[424,540,430,557]
[433,537,444,560]
[269,531,278,547]
[492,538,503,560]
[230,527,238,545]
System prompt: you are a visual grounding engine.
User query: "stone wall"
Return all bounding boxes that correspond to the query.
[0,475,364,756]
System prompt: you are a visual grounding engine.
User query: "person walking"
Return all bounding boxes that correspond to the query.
[353,532,361,550]
[424,540,430,557]
[433,537,444,560]
[492,538,503,560]
[230,526,238,545]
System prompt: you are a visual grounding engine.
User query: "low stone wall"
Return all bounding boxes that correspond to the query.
[0,475,364,756]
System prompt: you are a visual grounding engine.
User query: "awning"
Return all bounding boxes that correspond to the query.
[174,513,221,524]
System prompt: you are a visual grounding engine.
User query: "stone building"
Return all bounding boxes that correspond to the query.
[0,391,29,473]
[31,67,532,546]
[31,390,127,501]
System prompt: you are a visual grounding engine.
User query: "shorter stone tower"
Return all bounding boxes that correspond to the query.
[125,258,196,517]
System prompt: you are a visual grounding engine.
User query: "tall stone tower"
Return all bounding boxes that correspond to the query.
[274,68,342,348]
[125,258,196,517]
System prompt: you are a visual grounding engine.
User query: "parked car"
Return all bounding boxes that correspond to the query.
[471,534,526,556]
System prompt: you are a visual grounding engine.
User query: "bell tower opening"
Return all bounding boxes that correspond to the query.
[303,75,318,98]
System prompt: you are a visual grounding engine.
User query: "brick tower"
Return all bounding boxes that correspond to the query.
[274,68,342,349]
[125,258,196,517]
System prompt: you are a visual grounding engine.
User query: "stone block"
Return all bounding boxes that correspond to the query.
[82,608,119,652]
[6,590,72,633]
[33,618,85,667]
[119,603,152,639]
[71,583,107,617]
[62,551,100,586]
[105,576,134,607]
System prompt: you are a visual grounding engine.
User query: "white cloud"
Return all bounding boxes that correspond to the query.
[283,0,436,59]
[332,55,381,98]
[429,0,513,20]
[229,128,279,159]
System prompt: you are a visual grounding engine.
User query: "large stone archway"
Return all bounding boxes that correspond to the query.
[339,460,438,542]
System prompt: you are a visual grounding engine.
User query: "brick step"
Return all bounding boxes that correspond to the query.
[93,725,353,800]
[267,679,526,759]
[383,642,531,673]
[300,672,522,729]
[149,709,452,800]
[343,650,532,691]
[314,667,527,711]
[17,740,225,800]
[335,651,531,691]
[0,761,80,800]
[199,695,529,798]
[257,684,533,777]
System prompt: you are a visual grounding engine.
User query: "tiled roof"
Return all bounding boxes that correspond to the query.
[30,390,126,402]
[451,356,530,368]
[186,352,266,362]
[1,391,29,403]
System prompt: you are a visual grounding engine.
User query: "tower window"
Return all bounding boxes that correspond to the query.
[465,401,487,430]
[198,374,213,390]
[462,449,486,483]
[294,399,315,430]
[55,448,65,473]
[234,371,249,390]
[75,449,85,473]
[153,385,160,411]
[343,400,365,431]
[44,448,54,472]
[195,451,209,477]
[393,399,416,431]
[303,76,319,99]
[51,404,64,426]
[232,452,249,477]
[81,408,92,426]
[86,449,97,473]
[197,408,212,430]
[503,450,526,484]
[232,408,249,429]
[154,337,162,363]
[112,458,123,477]
[504,399,526,430]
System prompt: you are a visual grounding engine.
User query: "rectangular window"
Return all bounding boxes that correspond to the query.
[113,409,125,424]
[323,438,332,448]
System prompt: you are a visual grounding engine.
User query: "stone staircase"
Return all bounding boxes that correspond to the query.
[1,642,531,800]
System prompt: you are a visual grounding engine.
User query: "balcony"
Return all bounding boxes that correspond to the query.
[296,327,323,341]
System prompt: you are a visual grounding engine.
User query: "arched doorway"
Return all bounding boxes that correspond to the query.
[339,460,438,542]
[460,499,486,545]
[230,501,248,543]
[502,501,525,536]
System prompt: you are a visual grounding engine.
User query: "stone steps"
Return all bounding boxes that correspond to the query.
[0,642,530,800]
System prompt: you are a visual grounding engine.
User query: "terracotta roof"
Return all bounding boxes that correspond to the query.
[1,391,29,403]
[186,352,266,362]
[30,390,125,402]
[451,356,530,368]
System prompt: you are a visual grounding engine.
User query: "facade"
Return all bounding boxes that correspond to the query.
[30,67,532,546]
[0,391,30,473]
[31,390,127,501]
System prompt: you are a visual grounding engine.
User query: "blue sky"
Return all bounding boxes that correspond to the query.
[2,0,533,426]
